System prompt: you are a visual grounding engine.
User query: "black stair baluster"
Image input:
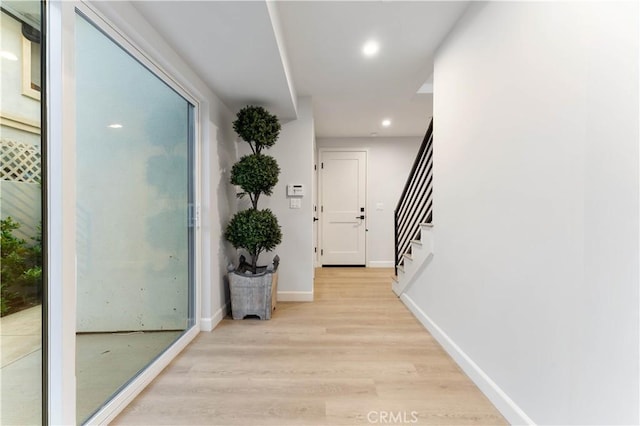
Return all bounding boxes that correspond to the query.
[394,118,433,276]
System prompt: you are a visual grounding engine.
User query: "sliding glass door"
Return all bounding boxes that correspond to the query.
[74,12,195,422]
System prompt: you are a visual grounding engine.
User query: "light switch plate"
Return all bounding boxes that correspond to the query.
[290,198,302,209]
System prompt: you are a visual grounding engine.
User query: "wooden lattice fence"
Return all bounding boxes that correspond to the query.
[1,138,41,183]
[1,138,42,240]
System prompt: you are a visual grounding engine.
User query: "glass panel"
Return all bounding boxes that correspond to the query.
[0,2,44,424]
[75,13,194,423]
[29,41,41,90]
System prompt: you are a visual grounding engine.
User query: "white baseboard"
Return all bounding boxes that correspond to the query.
[200,317,214,332]
[392,280,402,297]
[277,291,314,302]
[200,303,229,331]
[367,260,395,268]
[400,293,535,426]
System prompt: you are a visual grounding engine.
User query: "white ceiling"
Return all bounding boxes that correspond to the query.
[133,1,470,138]
[132,1,298,120]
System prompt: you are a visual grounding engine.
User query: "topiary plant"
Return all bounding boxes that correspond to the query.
[230,153,280,210]
[232,105,281,154]
[225,209,281,272]
[225,106,282,273]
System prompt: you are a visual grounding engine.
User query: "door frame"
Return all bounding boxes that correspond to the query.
[312,140,319,270]
[47,2,203,423]
[317,148,369,267]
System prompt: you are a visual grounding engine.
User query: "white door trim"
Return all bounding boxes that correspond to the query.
[47,2,77,423]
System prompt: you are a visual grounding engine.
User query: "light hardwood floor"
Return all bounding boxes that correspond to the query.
[113,268,506,425]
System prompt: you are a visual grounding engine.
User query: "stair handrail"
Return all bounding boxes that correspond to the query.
[394,118,434,275]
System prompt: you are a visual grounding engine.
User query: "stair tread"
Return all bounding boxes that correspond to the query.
[419,222,434,228]
[403,253,413,261]
[391,275,399,283]
[411,239,422,246]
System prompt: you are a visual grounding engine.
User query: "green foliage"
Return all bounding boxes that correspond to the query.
[226,105,283,273]
[1,217,42,316]
[224,209,282,272]
[2,217,24,253]
[233,105,281,154]
[0,294,8,317]
[231,154,280,209]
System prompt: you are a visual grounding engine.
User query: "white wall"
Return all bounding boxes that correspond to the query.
[208,111,238,326]
[316,136,423,267]
[236,97,315,301]
[0,10,41,129]
[405,2,639,425]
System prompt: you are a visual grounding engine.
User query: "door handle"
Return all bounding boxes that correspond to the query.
[355,215,365,220]
[313,217,319,222]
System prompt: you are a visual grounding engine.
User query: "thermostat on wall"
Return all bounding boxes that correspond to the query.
[287,184,304,197]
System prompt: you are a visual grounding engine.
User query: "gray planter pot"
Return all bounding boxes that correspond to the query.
[228,256,279,320]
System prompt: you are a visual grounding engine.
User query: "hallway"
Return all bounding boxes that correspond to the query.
[114,268,505,425]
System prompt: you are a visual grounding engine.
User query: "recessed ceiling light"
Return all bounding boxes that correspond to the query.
[370,132,378,137]
[0,51,18,61]
[381,119,391,127]
[108,123,123,129]
[362,40,379,57]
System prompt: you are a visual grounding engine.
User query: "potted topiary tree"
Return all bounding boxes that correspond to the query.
[224,105,282,320]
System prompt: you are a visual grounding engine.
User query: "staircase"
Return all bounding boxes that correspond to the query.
[392,223,434,295]
[392,118,434,296]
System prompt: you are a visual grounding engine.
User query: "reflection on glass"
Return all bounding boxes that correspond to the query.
[75,13,194,423]
[0,2,43,425]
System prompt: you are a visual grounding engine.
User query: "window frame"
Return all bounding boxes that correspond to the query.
[22,34,41,100]
[46,2,203,423]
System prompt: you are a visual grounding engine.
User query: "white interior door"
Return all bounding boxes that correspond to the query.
[320,150,367,265]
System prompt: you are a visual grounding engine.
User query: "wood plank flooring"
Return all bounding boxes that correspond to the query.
[113,268,506,425]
